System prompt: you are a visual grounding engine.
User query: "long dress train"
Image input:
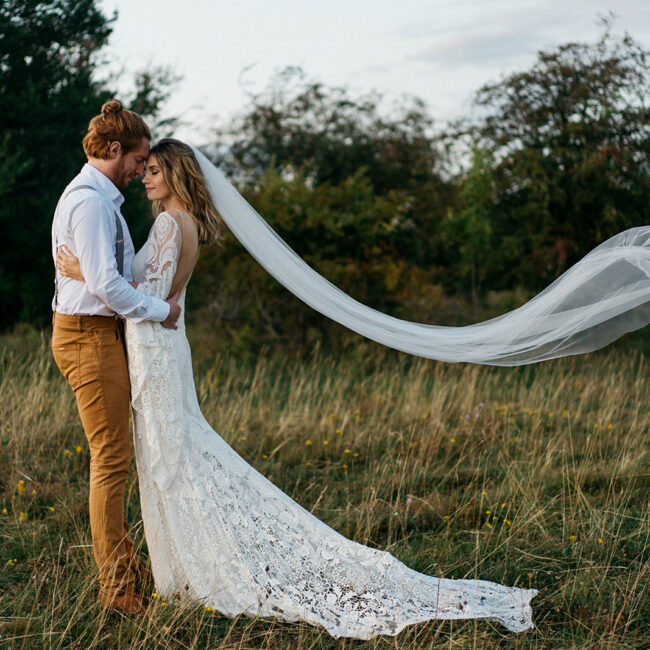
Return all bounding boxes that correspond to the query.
[125,211,537,639]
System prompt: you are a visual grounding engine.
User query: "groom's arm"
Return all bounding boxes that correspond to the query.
[71,196,171,323]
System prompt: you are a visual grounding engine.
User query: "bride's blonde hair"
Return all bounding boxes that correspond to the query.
[149,138,220,245]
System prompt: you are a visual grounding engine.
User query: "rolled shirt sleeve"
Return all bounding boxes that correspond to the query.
[71,197,170,322]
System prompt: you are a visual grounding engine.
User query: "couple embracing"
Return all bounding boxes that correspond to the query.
[51,100,536,638]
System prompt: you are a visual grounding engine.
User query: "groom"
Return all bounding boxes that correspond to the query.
[51,100,180,615]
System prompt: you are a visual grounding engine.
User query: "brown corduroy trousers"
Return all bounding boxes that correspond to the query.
[51,312,137,599]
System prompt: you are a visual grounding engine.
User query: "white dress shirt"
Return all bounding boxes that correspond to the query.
[51,163,170,322]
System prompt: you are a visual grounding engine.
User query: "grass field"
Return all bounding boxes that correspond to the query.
[0,327,648,649]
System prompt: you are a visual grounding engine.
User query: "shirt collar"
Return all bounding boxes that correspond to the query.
[80,163,125,210]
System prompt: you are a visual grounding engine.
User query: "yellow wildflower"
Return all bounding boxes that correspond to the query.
[152,592,159,599]
[306,462,312,467]
[262,454,268,459]
[353,453,359,457]
[305,440,312,446]
[75,446,82,453]
[342,464,348,469]
[485,523,493,529]
[450,438,456,443]
[485,510,491,515]
[2,508,7,515]
[569,535,577,541]
[344,449,351,454]
[31,489,36,496]
[19,511,28,521]
[598,538,604,544]
[323,440,329,445]
[607,424,613,430]
[48,507,55,513]
[501,503,506,508]
[63,449,73,457]
[17,480,25,496]
[506,520,512,525]
[335,429,342,435]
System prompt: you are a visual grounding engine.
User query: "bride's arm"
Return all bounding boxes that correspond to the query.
[137,212,183,301]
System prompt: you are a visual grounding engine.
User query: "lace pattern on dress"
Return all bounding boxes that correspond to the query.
[126,212,185,488]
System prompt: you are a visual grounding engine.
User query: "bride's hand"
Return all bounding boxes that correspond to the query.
[57,245,85,282]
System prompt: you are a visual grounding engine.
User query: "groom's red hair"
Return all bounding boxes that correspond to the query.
[83,100,151,159]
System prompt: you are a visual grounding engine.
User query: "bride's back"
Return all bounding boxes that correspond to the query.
[167,209,200,297]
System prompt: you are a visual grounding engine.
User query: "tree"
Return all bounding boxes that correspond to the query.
[0,0,114,328]
[213,68,457,271]
[191,69,460,346]
[442,148,494,302]
[191,165,445,350]
[453,20,650,290]
[0,1,181,330]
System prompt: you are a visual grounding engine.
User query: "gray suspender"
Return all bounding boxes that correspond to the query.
[53,184,124,308]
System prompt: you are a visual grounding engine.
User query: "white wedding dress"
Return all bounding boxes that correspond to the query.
[125,211,537,639]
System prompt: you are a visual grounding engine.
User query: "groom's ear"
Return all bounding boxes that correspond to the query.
[107,141,122,159]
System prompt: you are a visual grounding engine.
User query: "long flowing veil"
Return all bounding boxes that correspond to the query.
[191,146,650,366]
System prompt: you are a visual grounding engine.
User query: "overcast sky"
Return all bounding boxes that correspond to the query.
[98,0,650,144]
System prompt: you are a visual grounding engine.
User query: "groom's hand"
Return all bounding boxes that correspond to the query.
[161,293,181,329]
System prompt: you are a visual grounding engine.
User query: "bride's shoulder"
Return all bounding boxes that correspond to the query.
[152,210,184,237]
[158,209,197,230]
[147,211,184,246]
[156,209,184,227]
[159,209,199,241]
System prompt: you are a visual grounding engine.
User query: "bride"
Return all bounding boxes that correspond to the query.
[58,138,538,638]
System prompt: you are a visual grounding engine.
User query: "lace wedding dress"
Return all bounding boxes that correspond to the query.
[125,211,537,639]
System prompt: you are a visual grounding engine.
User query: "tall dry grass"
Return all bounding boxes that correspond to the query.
[0,327,648,649]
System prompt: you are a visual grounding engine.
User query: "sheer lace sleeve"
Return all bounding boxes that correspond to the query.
[138,211,183,300]
[125,211,185,486]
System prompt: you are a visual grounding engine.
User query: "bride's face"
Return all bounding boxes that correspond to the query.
[142,154,172,203]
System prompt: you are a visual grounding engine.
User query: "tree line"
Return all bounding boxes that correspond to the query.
[1,1,648,348]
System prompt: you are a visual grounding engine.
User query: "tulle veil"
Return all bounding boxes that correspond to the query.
[191,146,650,366]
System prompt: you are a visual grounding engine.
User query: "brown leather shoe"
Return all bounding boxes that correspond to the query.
[98,591,149,616]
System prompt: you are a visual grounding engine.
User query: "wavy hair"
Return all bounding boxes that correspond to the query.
[149,139,220,245]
